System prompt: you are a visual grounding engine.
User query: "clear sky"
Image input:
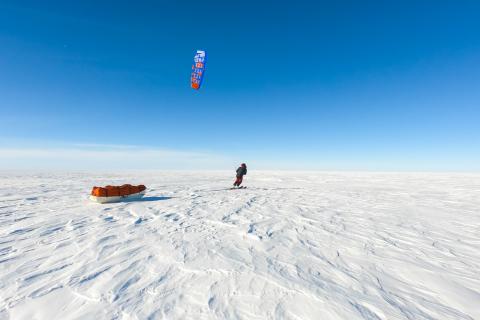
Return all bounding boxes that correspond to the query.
[1,1,479,170]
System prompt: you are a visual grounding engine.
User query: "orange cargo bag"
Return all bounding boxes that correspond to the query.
[119,184,132,196]
[91,187,107,197]
[105,185,120,197]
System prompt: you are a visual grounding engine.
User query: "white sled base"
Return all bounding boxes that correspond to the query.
[89,190,146,204]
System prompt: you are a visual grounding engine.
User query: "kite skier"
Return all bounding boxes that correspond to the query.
[233,163,247,188]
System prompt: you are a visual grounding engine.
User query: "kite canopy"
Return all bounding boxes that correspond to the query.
[191,50,207,90]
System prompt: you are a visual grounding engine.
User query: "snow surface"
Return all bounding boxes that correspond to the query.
[1,171,479,320]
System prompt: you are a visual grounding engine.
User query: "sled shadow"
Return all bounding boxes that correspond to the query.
[126,196,174,202]
[140,196,173,202]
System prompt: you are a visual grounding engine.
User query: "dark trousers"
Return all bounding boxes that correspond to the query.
[233,176,243,186]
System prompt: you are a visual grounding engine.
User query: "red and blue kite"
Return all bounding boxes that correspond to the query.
[191,50,207,90]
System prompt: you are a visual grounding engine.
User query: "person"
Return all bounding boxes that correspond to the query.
[233,163,247,187]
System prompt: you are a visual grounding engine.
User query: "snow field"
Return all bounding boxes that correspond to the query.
[0,171,479,319]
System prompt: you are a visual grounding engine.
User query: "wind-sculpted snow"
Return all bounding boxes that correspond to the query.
[0,172,479,319]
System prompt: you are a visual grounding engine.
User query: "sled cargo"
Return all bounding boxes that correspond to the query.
[90,184,146,203]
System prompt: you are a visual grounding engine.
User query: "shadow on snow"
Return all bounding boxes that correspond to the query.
[124,196,174,203]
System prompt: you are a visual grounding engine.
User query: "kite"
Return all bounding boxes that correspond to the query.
[191,50,207,90]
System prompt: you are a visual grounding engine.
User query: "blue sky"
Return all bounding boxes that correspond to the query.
[1,1,479,170]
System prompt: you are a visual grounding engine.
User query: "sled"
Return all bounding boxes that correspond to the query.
[90,184,146,204]
[90,190,146,204]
